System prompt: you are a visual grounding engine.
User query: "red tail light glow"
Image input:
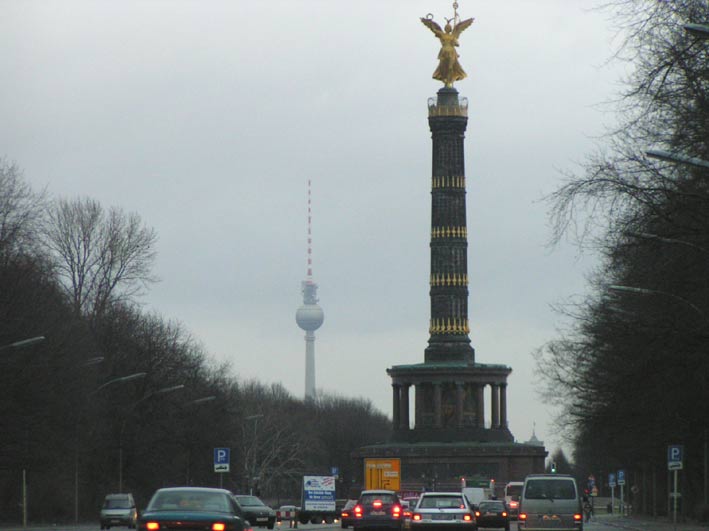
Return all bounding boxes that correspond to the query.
[146,523,160,531]
[212,524,226,531]
[474,511,481,518]
[574,513,582,521]
[463,514,472,521]
[354,505,363,518]
[510,501,519,509]
[412,514,422,521]
[373,501,383,509]
[392,505,401,518]
[519,513,527,521]
[342,512,350,518]
[502,512,508,517]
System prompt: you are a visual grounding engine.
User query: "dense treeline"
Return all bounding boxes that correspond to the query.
[536,0,709,521]
[0,160,391,524]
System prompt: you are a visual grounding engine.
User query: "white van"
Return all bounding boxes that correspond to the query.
[518,474,582,531]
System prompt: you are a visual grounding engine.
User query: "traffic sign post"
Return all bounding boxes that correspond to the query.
[668,445,684,528]
[617,470,626,514]
[608,473,616,514]
[214,448,231,488]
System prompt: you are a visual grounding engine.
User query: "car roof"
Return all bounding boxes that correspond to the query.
[361,490,396,494]
[421,492,464,496]
[155,487,232,494]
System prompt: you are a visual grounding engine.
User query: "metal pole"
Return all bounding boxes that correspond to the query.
[611,486,615,514]
[74,443,79,523]
[704,428,708,507]
[673,469,678,529]
[119,445,123,492]
[22,468,27,528]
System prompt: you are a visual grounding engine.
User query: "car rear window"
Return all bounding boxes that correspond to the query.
[237,496,266,506]
[478,501,503,511]
[149,491,230,512]
[524,479,576,500]
[419,495,464,508]
[104,498,131,509]
[360,494,397,505]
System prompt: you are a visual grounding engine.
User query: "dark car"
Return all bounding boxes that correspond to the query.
[138,486,250,531]
[352,489,403,531]
[233,495,277,529]
[475,500,509,531]
[340,499,358,528]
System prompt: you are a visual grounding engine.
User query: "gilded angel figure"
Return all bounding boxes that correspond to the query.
[421,15,474,87]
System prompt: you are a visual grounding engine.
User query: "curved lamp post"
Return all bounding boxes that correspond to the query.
[608,284,706,323]
[0,335,45,353]
[118,384,185,492]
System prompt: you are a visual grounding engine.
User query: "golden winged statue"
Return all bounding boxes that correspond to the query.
[421,15,474,87]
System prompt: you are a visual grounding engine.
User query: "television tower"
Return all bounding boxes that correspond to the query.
[295,180,324,400]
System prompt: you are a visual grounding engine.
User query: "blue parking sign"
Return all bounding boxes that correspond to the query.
[668,445,683,470]
[214,447,230,473]
[617,469,625,485]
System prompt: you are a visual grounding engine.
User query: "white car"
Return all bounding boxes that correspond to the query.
[410,492,476,531]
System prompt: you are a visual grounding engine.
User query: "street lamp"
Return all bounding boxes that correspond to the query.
[118,384,185,492]
[244,414,264,495]
[646,149,709,170]
[684,23,709,39]
[608,284,706,323]
[0,335,45,353]
[75,371,146,523]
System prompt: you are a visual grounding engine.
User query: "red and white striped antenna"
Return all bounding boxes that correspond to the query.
[307,179,313,279]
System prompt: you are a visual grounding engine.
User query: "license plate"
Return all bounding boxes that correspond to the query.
[371,511,385,516]
[257,517,268,521]
[542,515,560,521]
[432,514,451,520]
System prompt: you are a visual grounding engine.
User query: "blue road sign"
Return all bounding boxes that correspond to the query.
[609,473,616,488]
[617,469,626,485]
[668,445,684,470]
[214,447,230,472]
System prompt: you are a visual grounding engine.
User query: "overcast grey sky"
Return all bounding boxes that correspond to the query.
[2,1,623,454]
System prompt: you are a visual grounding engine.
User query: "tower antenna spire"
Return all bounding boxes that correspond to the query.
[307,179,313,279]
[296,179,324,400]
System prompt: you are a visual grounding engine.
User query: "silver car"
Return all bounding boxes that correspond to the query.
[410,492,476,531]
[100,493,137,529]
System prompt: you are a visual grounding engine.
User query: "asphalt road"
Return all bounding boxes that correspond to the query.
[0,523,342,531]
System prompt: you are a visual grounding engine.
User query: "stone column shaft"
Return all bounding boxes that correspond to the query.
[434,383,443,428]
[491,383,500,429]
[400,384,410,430]
[392,384,401,430]
[476,384,485,428]
[500,383,508,428]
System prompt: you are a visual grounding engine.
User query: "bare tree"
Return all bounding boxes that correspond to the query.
[43,196,158,319]
[0,158,46,262]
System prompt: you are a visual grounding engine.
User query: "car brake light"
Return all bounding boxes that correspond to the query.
[463,514,472,521]
[519,513,527,521]
[574,513,582,521]
[342,512,350,517]
[373,501,383,508]
[510,501,519,508]
[502,512,508,517]
[412,514,422,521]
[212,524,226,531]
[354,505,363,518]
[146,523,160,531]
[460,505,465,509]
[403,511,412,518]
[474,511,481,517]
[392,505,401,518]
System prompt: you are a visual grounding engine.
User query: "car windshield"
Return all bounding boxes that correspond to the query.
[237,496,266,506]
[478,502,503,511]
[104,499,131,509]
[524,479,576,500]
[148,491,231,512]
[419,495,464,509]
[360,494,397,505]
